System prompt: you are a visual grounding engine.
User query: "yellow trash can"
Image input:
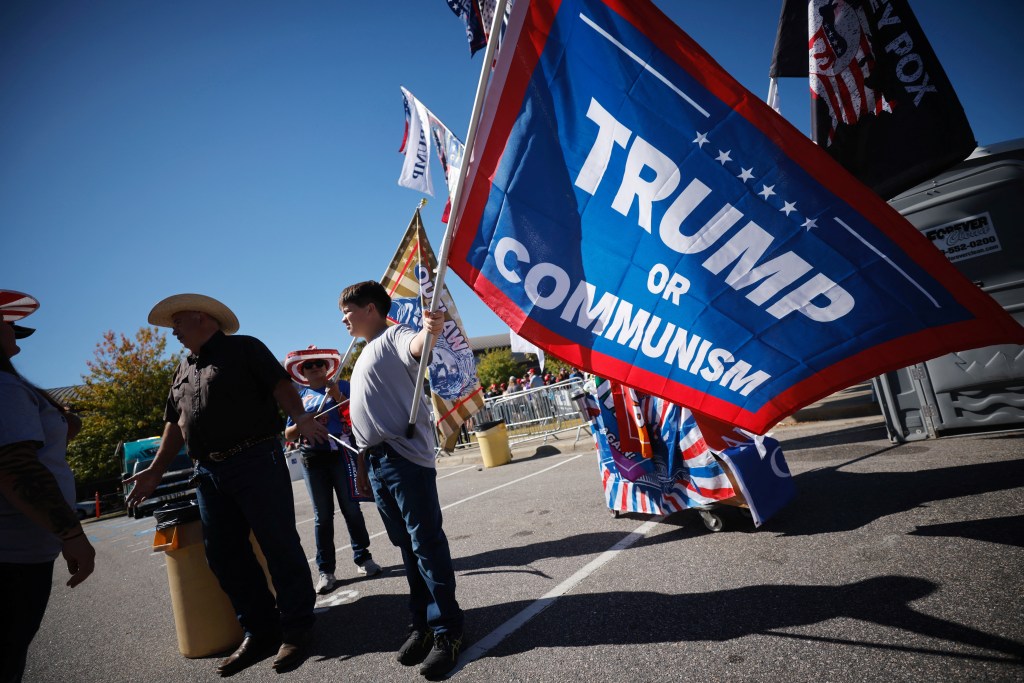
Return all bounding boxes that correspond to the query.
[475,420,512,468]
[153,502,278,658]
[153,513,243,658]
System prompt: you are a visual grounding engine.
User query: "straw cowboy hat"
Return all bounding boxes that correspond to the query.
[148,293,240,335]
[284,346,342,385]
[0,289,40,339]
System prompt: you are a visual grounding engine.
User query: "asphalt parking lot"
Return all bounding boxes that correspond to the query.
[25,416,1024,682]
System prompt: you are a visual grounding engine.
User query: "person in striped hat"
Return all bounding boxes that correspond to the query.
[0,290,96,683]
[283,346,381,595]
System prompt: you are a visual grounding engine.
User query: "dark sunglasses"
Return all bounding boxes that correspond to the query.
[302,360,327,370]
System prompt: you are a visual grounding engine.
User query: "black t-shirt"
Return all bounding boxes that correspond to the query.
[164,331,289,459]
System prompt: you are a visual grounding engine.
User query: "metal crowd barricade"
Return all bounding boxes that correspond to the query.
[466,379,590,446]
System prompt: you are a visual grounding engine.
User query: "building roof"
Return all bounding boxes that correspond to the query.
[469,332,511,352]
[47,385,85,406]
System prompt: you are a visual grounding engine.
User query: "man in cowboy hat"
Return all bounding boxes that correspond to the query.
[126,293,328,676]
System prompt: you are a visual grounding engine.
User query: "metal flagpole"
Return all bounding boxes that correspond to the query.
[336,337,357,380]
[313,397,349,419]
[404,0,511,437]
[315,337,358,415]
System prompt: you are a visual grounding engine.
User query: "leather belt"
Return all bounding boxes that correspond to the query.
[207,435,277,462]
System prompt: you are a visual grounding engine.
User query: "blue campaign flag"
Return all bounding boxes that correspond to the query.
[449,0,1024,434]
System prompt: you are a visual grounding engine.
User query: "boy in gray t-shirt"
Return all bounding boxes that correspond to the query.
[341,281,464,681]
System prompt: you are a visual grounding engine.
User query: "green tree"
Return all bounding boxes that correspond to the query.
[67,327,181,481]
[337,340,365,380]
[475,348,522,388]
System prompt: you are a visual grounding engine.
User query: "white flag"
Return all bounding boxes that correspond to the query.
[510,327,544,373]
[398,86,433,196]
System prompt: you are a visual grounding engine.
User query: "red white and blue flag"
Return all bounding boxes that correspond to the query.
[398,87,466,222]
[591,379,737,514]
[448,0,1023,434]
[446,0,488,55]
[584,378,793,525]
[398,87,434,196]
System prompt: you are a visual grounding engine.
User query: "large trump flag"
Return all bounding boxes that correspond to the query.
[447,0,1023,435]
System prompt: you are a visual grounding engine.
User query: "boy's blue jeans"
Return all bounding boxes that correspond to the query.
[366,445,463,636]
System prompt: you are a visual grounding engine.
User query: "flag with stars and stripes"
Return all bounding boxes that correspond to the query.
[380,209,485,447]
[447,0,1022,435]
[582,378,793,525]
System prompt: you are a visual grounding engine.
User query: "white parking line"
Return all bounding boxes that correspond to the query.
[298,464,476,531]
[453,516,663,675]
[306,453,588,565]
[438,465,476,480]
[439,453,587,513]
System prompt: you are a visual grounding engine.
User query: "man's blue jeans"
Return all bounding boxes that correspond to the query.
[367,446,463,636]
[195,440,315,638]
[301,450,373,573]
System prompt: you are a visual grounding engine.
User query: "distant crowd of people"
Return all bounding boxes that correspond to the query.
[483,366,584,398]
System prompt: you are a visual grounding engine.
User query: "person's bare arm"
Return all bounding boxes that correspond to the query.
[0,441,82,539]
[273,379,328,445]
[124,421,184,509]
[0,440,96,586]
[410,310,445,360]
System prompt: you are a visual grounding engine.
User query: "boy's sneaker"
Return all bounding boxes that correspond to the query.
[397,627,433,666]
[357,559,382,577]
[315,572,335,594]
[419,631,462,680]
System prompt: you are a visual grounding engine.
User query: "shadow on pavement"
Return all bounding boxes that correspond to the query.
[303,576,1023,667]
[909,514,1024,548]
[453,527,712,578]
[478,576,1024,664]
[776,422,889,452]
[515,444,563,462]
[767,452,1024,536]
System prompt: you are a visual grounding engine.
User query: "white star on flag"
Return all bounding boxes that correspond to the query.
[780,201,797,215]
[802,217,818,231]
[693,132,709,148]
[737,168,754,182]
[758,184,776,200]
[715,150,732,164]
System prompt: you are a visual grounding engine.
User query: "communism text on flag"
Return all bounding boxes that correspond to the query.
[448,0,1023,434]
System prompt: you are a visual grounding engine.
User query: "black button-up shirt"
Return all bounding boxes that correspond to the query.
[164,331,289,460]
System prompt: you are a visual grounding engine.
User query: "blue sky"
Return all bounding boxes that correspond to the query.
[3,0,1021,389]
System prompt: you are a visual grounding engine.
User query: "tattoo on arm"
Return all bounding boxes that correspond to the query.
[0,441,82,539]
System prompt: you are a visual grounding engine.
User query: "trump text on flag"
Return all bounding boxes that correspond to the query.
[449,0,1022,434]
